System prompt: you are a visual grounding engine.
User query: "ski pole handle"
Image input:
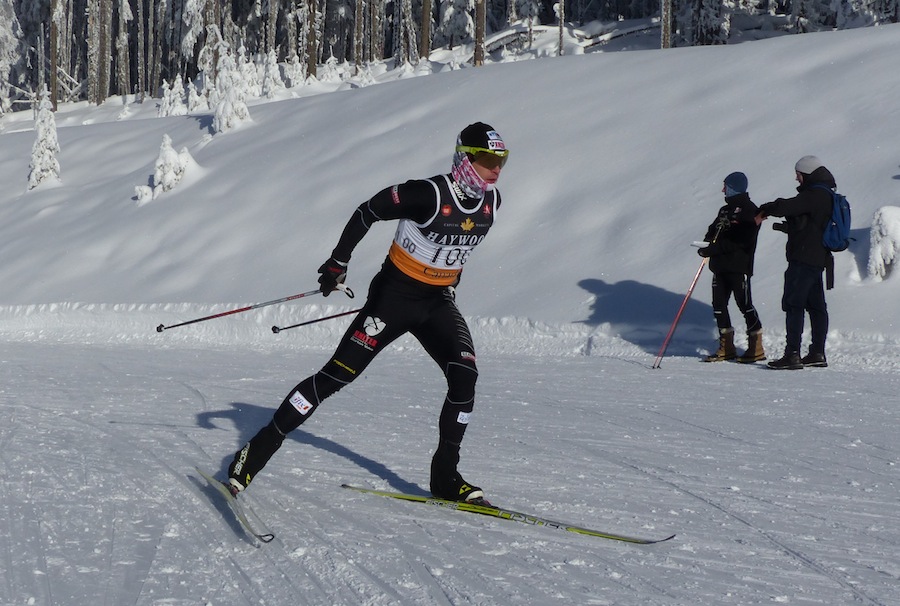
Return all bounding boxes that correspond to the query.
[156,285,354,332]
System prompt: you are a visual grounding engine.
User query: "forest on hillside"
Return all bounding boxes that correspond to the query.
[0,0,897,114]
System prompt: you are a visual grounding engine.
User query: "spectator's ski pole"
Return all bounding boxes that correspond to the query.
[156,284,354,332]
[652,259,707,368]
[652,221,726,369]
[272,308,362,333]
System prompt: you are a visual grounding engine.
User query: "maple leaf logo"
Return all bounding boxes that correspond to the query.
[460,218,475,232]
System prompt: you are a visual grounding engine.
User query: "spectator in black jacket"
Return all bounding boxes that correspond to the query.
[698,172,764,363]
[756,156,834,370]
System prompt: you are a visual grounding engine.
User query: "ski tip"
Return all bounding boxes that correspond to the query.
[653,533,677,544]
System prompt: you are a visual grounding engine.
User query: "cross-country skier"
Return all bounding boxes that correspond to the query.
[224,122,509,503]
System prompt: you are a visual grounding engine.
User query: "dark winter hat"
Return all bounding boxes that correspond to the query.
[795,155,824,175]
[723,171,748,196]
[457,122,507,155]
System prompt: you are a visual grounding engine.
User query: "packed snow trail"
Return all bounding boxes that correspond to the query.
[1,341,898,605]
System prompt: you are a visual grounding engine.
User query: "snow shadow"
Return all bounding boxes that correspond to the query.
[578,277,714,355]
[196,402,422,494]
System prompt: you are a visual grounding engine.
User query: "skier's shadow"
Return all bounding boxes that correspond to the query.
[577,278,713,355]
[196,403,424,495]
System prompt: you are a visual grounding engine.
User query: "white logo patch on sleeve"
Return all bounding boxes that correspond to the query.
[289,391,314,415]
[456,411,471,425]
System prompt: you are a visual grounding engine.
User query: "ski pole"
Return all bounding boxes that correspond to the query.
[156,284,354,332]
[272,307,363,333]
[652,258,708,369]
[652,220,726,369]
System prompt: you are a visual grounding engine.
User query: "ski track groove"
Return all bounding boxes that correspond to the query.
[609,451,889,606]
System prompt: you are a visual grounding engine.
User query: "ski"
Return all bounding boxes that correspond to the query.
[341,484,675,545]
[196,468,275,544]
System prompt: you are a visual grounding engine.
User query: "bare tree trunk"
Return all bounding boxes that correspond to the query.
[136,0,145,100]
[50,0,60,110]
[149,0,164,96]
[306,0,317,78]
[473,0,485,66]
[354,0,365,73]
[117,0,132,95]
[369,0,384,62]
[661,0,673,49]
[98,0,111,103]
[419,0,431,61]
[267,0,279,54]
[557,0,564,57]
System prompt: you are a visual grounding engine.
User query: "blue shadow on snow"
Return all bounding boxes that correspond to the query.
[577,277,714,356]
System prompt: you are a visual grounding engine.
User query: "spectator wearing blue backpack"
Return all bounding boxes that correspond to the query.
[756,155,835,370]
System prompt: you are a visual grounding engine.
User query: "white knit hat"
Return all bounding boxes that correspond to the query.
[795,155,824,175]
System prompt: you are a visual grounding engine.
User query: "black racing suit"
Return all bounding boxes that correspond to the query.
[228,174,501,495]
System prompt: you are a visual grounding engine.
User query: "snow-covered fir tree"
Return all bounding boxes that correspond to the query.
[157,79,172,116]
[167,74,188,116]
[197,24,225,108]
[867,206,900,281]
[261,49,284,98]
[212,49,250,134]
[694,0,728,44]
[319,55,343,83]
[0,0,22,115]
[181,0,206,60]
[28,87,61,190]
[437,0,475,49]
[237,44,261,99]
[186,80,207,112]
[153,133,190,193]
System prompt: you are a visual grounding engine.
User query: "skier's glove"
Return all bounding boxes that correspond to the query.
[317,257,348,296]
[697,247,711,258]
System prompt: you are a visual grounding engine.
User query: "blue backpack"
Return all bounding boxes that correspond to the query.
[812,184,852,252]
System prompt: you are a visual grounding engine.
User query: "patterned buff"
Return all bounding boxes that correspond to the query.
[451,150,491,199]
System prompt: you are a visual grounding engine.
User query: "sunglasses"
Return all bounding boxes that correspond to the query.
[456,145,509,169]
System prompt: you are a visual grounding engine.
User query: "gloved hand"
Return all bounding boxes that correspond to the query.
[317,257,347,296]
[697,247,711,258]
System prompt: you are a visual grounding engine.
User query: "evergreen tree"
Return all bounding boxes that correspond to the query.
[261,49,284,98]
[168,73,188,115]
[0,0,22,114]
[181,0,207,61]
[694,0,728,44]
[153,133,188,193]
[28,86,61,190]
[437,0,474,49]
[186,79,207,111]
[212,48,250,133]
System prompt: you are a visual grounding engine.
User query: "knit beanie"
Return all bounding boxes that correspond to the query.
[723,171,748,197]
[795,155,824,175]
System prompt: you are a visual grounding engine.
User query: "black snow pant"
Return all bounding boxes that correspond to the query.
[782,262,828,355]
[228,266,479,489]
[711,271,762,333]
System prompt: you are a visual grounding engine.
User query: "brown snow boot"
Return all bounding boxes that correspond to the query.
[703,328,736,362]
[738,329,766,363]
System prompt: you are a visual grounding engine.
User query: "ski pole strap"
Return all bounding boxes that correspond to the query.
[335,283,355,298]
